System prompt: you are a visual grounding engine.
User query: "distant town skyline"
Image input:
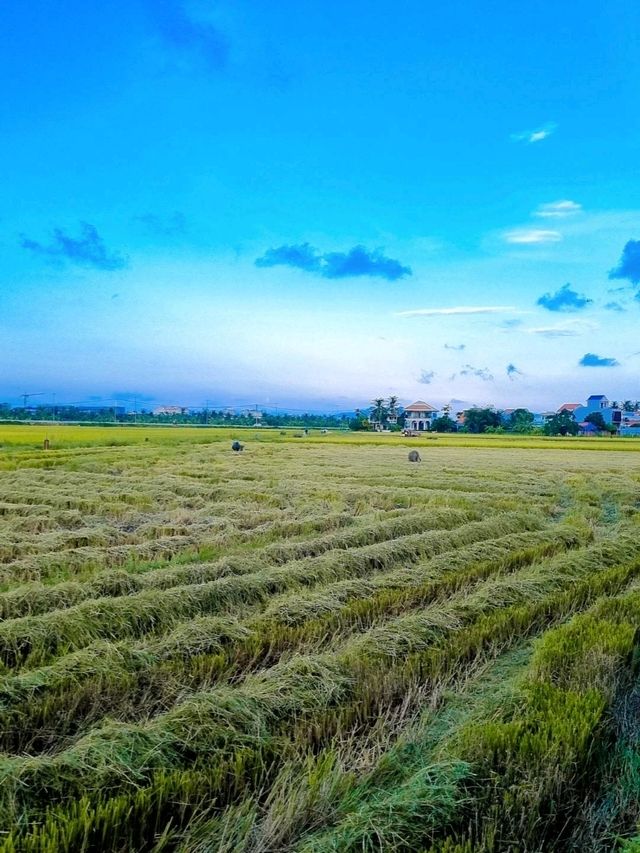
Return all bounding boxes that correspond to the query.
[2,1,639,408]
[2,389,638,418]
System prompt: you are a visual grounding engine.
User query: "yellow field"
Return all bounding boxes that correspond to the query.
[2,421,640,452]
[0,434,639,850]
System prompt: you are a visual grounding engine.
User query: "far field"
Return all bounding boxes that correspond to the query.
[0,424,640,851]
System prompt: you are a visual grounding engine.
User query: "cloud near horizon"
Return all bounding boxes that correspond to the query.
[503,228,561,245]
[256,243,411,280]
[579,353,619,368]
[511,122,557,144]
[451,364,494,382]
[397,306,516,317]
[256,243,320,272]
[609,239,640,286]
[525,319,596,338]
[20,222,127,271]
[534,200,582,218]
[111,391,157,404]
[537,283,592,312]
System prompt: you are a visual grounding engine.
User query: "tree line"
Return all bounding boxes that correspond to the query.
[3,401,636,435]
[0,404,351,429]
[351,399,634,436]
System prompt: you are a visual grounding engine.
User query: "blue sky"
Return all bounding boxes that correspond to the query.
[2,0,640,411]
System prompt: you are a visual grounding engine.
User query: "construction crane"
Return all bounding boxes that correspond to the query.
[20,392,46,408]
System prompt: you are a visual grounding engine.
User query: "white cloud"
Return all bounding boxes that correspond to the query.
[396,306,517,317]
[511,122,557,144]
[524,320,597,338]
[534,200,582,218]
[503,228,562,245]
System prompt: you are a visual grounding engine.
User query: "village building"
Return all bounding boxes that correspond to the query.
[578,421,600,436]
[573,395,622,430]
[153,405,187,416]
[403,400,439,433]
[532,411,556,427]
[619,418,640,436]
[557,403,582,414]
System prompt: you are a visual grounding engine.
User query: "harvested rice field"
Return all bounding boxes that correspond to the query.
[1,428,640,851]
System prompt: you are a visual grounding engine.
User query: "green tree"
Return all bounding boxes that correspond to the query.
[463,407,502,434]
[370,398,387,429]
[544,411,579,436]
[509,408,535,433]
[585,411,607,430]
[349,416,369,431]
[431,415,457,432]
[387,395,399,420]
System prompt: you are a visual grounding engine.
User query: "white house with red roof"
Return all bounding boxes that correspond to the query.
[403,400,439,432]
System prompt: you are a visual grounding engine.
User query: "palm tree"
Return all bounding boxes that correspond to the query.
[387,395,399,423]
[371,398,386,429]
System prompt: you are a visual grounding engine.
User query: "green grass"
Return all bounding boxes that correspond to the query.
[0,432,639,850]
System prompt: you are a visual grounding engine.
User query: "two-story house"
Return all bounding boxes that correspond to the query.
[572,395,622,430]
[403,401,439,433]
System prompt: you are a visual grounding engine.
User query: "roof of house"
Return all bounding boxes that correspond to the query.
[587,395,608,401]
[579,421,599,431]
[404,401,438,413]
[558,403,582,412]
